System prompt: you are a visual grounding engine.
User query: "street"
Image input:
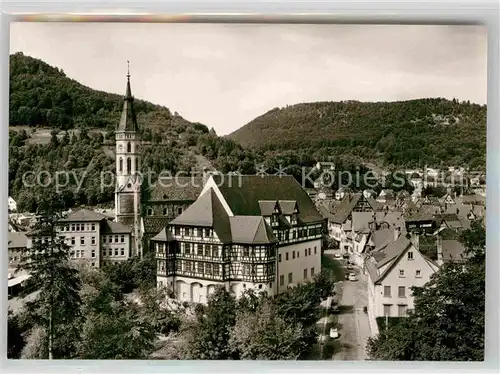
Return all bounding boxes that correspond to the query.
[332,269,372,360]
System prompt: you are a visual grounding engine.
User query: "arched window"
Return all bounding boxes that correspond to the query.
[127,142,131,153]
[127,157,131,173]
[119,158,123,172]
[135,158,139,173]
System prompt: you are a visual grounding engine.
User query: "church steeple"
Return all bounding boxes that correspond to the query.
[118,61,138,132]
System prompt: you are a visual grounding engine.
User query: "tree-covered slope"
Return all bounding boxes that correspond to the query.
[228,99,487,169]
[9,52,205,132]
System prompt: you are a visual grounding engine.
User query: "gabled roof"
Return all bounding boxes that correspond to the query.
[369,235,437,284]
[102,220,132,234]
[368,228,398,252]
[170,188,232,243]
[278,200,298,215]
[330,193,377,224]
[229,216,278,245]
[147,176,204,202]
[372,235,411,269]
[60,209,106,222]
[423,196,442,206]
[151,227,175,242]
[212,175,323,224]
[8,232,28,249]
[258,200,277,216]
[435,213,463,230]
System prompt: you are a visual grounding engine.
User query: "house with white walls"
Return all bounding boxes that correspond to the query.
[153,175,326,304]
[365,233,439,335]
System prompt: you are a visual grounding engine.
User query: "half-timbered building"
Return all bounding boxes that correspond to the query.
[153,174,326,303]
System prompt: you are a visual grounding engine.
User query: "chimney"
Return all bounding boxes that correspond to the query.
[410,231,420,251]
[436,235,443,265]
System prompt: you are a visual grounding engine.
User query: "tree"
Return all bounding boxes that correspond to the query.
[18,208,83,359]
[8,311,26,359]
[229,298,307,360]
[367,220,485,361]
[179,287,238,359]
[78,302,156,359]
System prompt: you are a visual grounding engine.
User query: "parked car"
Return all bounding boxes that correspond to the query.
[342,253,349,259]
[334,252,342,259]
[348,273,357,281]
[329,327,339,339]
[347,264,354,270]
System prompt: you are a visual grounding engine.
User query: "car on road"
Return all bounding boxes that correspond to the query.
[334,252,342,258]
[342,253,349,259]
[346,264,354,270]
[348,273,358,281]
[329,327,339,339]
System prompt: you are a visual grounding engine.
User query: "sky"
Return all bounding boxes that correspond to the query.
[10,23,487,135]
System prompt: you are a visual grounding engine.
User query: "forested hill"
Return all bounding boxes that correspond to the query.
[9,52,205,132]
[228,99,487,169]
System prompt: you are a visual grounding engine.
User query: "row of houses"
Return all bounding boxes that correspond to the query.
[8,209,134,271]
[8,174,327,306]
[319,190,484,334]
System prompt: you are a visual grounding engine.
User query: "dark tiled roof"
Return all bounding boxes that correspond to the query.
[366,259,379,283]
[229,216,278,245]
[372,236,413,284]
[330,193,379,224]
[369,229,398,251]
[461,194,485,205]
[441,240,466,263]
[374,236,411,268]
[170,188,232,243]
[212,175,324,224]
[102,220,132,234]
[8,232,28,249]
[60,209,107,222]
[147,176,204,202]
[142,217,170,235]
[352,211,405,232]
[330,193,362,224]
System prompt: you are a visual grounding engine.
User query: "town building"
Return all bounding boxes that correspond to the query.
[26,209,132,268]
[327,193,378,247]
[365,233,439,335]
[8,232,28,269]
[347,211,406,267]
[153,174,326,304]
[113,71,207,256]
[376,189,395,203]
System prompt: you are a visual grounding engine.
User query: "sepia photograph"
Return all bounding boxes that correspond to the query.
[7,22,486,361]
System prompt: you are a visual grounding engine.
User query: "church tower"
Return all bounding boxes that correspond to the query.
[115,62,142,257]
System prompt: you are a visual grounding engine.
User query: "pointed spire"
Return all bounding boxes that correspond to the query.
[117,61,138,132]
[125,60,132,100]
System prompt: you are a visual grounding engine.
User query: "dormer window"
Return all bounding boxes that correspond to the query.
[291,213,297,225]
[271,214,279,227]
